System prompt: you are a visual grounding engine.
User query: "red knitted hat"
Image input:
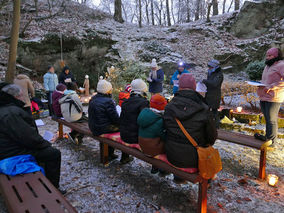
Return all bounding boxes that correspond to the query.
[179,73,196,91]
[150,94,167,110]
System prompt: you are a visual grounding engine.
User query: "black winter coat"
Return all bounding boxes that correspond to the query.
[0,92,51,160]
[164,90,217,168]
[58,71,76,85]
[203,67,223,109]
[88,93,119,136]
[120,93,149,143]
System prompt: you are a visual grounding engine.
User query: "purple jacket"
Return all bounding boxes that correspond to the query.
[52,90,64,117]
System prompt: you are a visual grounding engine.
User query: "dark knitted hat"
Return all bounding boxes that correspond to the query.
[56,83,67,91]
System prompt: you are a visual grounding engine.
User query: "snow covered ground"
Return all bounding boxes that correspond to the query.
[0,115,283,213]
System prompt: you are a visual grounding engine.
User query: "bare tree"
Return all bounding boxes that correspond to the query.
[6,0,21,83]
[222,0,226,14]
[212,0,218,15]
[138,0,142,27]
[234,0,240,10]
[151,0,155,25]
[227,0,233,12]
[186,0,191,22]
[207,1,212,22]
[114,0,124,23]
[195,0,201,20]
[171,0,176,24]
[144,0,150,24]
[166,0,171,26]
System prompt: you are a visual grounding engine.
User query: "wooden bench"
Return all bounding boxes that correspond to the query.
[0,171,77,213]
[53,118,209,213]
[217,129,271,180]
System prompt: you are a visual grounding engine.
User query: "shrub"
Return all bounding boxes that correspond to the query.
[245,60,265,80]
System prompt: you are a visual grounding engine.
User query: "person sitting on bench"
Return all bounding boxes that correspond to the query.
[164,74,217,183]
[137,94,167,174]
[0,83,64,192]
[120,79,149,164]
[59,82,86,144]
[88,79,120,161]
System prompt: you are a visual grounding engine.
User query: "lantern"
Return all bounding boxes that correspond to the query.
[267,174,279,187]
[236,107,242,113]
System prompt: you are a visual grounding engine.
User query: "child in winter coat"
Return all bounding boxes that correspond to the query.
[52,83,67,117]
[118,84,132,107]
[120,79,149,164]
[88,79,120,161]
[138,94,167,173]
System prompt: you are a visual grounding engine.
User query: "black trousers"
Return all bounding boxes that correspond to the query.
[30,146,61,188]
[46,91,54,116]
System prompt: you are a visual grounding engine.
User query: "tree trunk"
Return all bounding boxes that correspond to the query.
[114,0,124,23]
[222,0,226,14]
[151,0,154,25]
[138,0,142,27]
[212,0,218,15]
[6,0,21,83]
[171,0,175,24]
[234,0,240,10]
[227,0,233,12]
[207,2,212,22]
[166,0,171,26]
[195,0,201,20]
[34,0,38,16]
[186,0,191,22]
[145,0,150,25]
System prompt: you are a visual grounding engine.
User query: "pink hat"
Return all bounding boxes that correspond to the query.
[266,48,279,58]
[179,74,196,91]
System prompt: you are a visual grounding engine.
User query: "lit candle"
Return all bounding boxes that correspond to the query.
[84,98,88,102]
[267,174,278,187]
[236,107,242,113]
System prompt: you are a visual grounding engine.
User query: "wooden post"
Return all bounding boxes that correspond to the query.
[259,148,267,179]
[58,123,63,139]
[100,143,109,166]
[197,179,208,213]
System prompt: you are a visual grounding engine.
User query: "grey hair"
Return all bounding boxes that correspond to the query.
[1,84,22,98]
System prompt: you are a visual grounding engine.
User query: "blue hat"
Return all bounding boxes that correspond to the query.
[208,59,220,68]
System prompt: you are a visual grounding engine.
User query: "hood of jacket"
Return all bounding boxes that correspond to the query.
[167,90,208,121]
[138,108,162,128]
[0,91,25,108]
[15,74,29,80]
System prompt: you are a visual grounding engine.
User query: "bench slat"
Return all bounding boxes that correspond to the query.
[218,129,264,149]
[0,172,77,213]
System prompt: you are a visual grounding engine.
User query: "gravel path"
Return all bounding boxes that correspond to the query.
[0,116,283,213]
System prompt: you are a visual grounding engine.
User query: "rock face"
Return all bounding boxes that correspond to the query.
[230,0,284,39]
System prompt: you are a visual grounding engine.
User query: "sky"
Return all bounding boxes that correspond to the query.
[92,0,100,6]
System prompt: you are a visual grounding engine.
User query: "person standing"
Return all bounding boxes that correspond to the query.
[255,47,284,147]
[58,66,76,85]
[147,59,164,95]
[43,65,58,116]
[13,74,35,114]
[202,59,224,128]
[170,62,190,94]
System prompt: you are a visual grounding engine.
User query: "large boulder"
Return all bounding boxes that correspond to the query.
[230,0,284,39]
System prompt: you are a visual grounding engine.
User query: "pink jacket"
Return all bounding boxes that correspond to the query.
[257,60,284,103]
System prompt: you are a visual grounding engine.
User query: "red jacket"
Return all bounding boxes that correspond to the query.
[118,91,130,106]
[257,60,284,103]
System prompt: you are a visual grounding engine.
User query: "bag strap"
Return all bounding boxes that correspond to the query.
[175,118,198,148]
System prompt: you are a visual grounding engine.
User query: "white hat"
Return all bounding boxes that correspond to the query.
[131,79,148,93]
[151,59,158,68]
[99,76,103,80]
[85,75,89,79]
[97,80,112,94]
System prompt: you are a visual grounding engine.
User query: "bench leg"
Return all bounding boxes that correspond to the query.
[259,148,267,180]
[100,143,109,166]
[197,179,208,213]
[58,123,63,139]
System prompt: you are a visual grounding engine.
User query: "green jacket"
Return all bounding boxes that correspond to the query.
[137,108,165,140]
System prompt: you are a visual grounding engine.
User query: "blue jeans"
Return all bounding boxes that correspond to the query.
[260,101,281,143]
